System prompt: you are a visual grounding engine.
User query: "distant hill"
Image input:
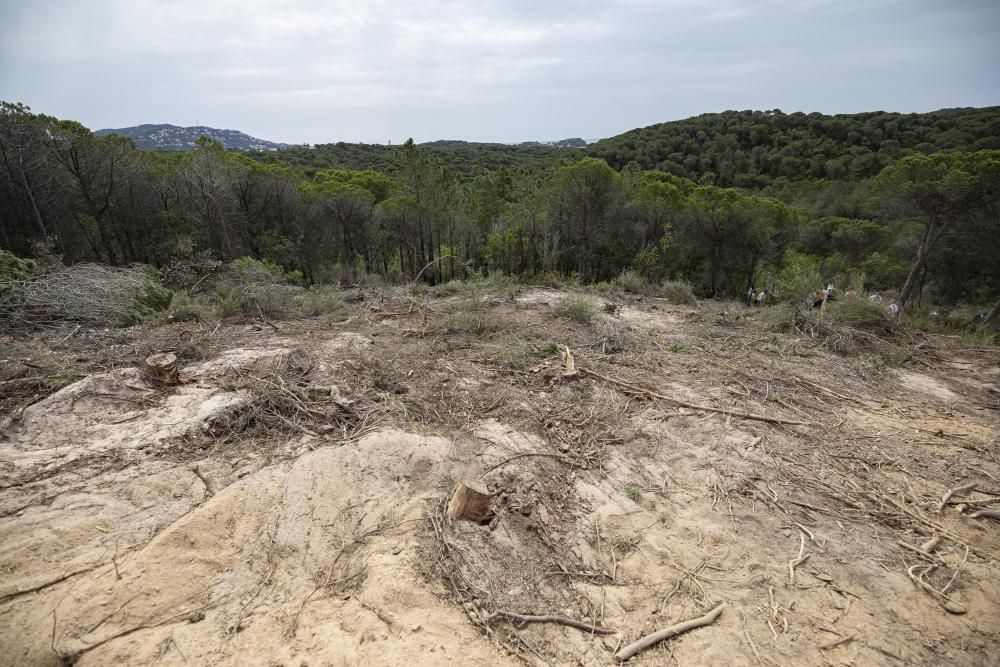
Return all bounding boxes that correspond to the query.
[95,124,290,151]
[518,138,589,148]
[586,107,1000,188]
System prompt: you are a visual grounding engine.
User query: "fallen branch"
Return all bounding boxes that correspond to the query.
[937,483,976,513]
[896,540,945,565]
[579,367,809,427]
[59,324,82,343]
[411,255,458,286]
[485,611,615,635]
[970,509,1000,521]
[615,602,725,662]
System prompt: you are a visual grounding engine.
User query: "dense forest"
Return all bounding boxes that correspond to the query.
[2,100,998,323]
[247,140,583,179]
[587,107,1000,185]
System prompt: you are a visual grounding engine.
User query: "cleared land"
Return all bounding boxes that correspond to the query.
[1,286,998,666]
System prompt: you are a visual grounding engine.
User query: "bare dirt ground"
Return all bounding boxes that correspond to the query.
[1,286,999,666]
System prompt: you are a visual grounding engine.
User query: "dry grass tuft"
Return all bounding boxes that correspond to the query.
[556,294,597,323]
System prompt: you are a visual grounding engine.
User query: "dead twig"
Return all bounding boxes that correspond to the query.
[794,377,867,406]
[579,367,809,426]
[942,547,970,594]
[485,611,615,635]
[937,483,976,512]
[879,494,993,561]
[59,325,82,343]
[615,602,725,662]
[741,612,761,661]
[897,540,945,565]
[970,509,1000,521]
[907,565,966,614]
[788,531,810,585]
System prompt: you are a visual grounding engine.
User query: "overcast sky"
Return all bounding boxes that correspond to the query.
[1,0,998,144]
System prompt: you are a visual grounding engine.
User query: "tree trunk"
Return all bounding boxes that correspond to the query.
[986,297,1000,325]
[895,252,924,314]
[897,218,948,315]
[17,155,47,238]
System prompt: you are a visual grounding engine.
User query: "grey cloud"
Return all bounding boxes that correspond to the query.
[1,0,997,143]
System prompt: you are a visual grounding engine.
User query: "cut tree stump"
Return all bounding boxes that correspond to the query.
[144,352,180,385]
[447,480,494,523]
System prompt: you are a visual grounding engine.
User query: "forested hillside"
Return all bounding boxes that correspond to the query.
[2,100,998,324]
[587,107,1000,187]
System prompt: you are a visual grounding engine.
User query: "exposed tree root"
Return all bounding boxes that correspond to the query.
[484,611,615,635]
[615,602,725,662]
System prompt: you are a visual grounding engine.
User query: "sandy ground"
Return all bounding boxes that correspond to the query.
[1,287,999,665]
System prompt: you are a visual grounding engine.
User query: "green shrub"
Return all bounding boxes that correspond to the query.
[777,251,823,304]
[658,280,697,305]
[214,289,248,318]
[0,249,36,285]
[166,290,210,321]
[252,284,303,318]
[556,294,596,323]
[529,270,566,288]
[482,271,520,301]
[826,299,891,330]
[486,340,533,370]
[295,285,347,316]
[430,311,501,334]
[116,272,174,326]
[591,280,620,295]
[539,341,562,356]
[618,270,648,295]
[434,279,466,297]
[229,256,286,283]
[161,249,223,291]
[28,238,63,274]
[902,305,998,341]
[631,247,665,283]
[764,302,815,333]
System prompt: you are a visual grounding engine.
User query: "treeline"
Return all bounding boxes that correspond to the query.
[2,101,998,317]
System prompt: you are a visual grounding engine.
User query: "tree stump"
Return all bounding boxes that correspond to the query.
[447,480,494,523]
[144,352,180,385]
